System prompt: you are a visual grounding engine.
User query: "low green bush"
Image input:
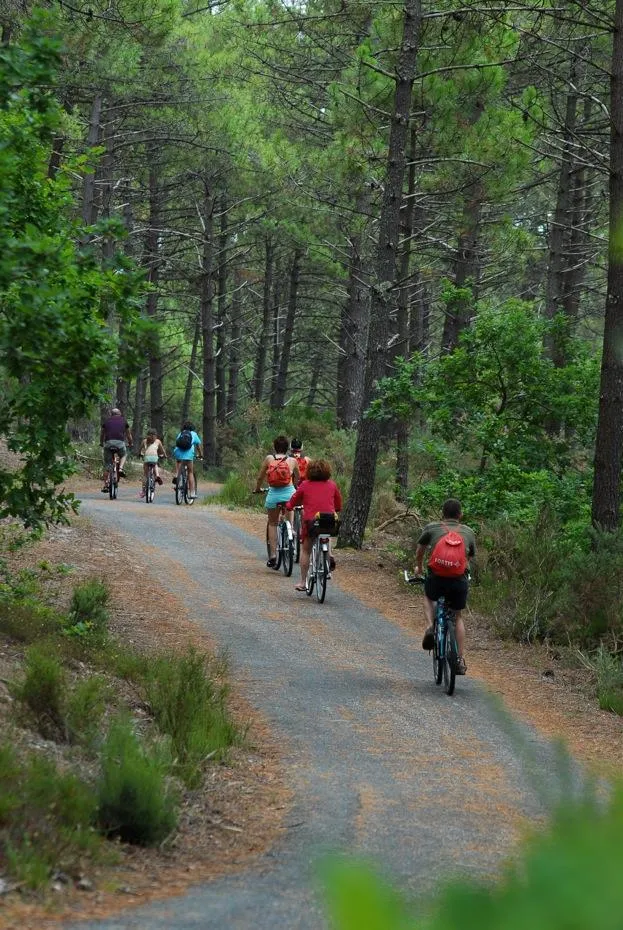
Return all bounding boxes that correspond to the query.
[324,784,623,930]
[144,648,241,788]
[0,743,100,889]
[66,675,110,748]
[97,715,178,846]
[14,645,67,740]
[215,471,261,509]
[63,578,110,641]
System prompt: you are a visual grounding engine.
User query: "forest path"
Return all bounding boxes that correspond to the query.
[68,485,563,930]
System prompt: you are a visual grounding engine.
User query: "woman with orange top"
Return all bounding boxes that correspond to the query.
[286,459,342,592]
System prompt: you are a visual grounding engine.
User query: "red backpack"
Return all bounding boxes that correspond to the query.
[294,453,309,481]
[428,526,467,578]
[267,455,292,488]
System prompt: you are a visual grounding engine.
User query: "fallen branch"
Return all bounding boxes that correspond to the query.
[374,510,423,533]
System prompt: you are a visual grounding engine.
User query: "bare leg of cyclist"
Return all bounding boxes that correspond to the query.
[423,595,435,628]
[455,612,466,672]
[173,461,182,485]
[266,508,279,565]
[187,463,195,496]
[119,453,127,476]
[297,538,312,589]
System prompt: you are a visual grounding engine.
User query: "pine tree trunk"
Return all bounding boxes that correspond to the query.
[441,192,482,352]
[269,267,283,408]
[253,235,273,402]
[131,369,147,455]
[182,312,201,424]
[116,194,134,412]
[227,275,243,417]
[145,165,164,438]
[307,352,322,407]
[338,0,422,548]
[81,94,103,229]
[201,187,217,467]
[336,206,370,428]
[273,249,303,410]
[216,194,228,433]
[544,80,578,366]
[592,0,623,531]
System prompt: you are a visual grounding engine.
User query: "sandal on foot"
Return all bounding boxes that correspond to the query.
[329,556,336,571]
[294,584,306,592]
[422,626,434,651]
[456,657,467,675]
[266,558,277,569]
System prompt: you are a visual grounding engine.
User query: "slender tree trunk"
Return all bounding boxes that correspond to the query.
[227,275,243,417]
[216,194,228,432]
[201,187,217,467]
[269,268,283,407]
[544,80,578,365]
[48,135,65,179]
[182,311,201,424]
[394,128,418,499]
[441,192,482,352]
[81,94,103,229]
[131,370,147,455]
[273,249,303,410]
[307,352,322,407]
[116,194,134,413]
[409,274,430,355]
[561,97,594,326]
[336,201,370,428]
[339,0,422,548]
[145,165,164,438]
[592,0,623,531]
[253,235,273,402]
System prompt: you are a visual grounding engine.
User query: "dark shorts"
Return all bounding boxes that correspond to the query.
[424,572,469,611]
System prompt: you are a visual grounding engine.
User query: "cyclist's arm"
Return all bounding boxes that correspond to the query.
[414,543,426,576]
[291,459,300,487]
[254,458,269,493]
[125,425,133,447]
[286,486,302,511]
[99,426,105,446]
[157,441,167,459]
[195,443,203,458]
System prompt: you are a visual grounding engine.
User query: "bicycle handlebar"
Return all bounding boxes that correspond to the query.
[404,570,426,585]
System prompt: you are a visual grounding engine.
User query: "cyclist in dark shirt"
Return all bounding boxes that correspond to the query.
[100,408,132,493]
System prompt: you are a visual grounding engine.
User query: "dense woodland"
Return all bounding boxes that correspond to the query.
[3,0,623,659]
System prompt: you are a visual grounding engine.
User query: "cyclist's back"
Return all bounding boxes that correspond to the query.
[290,438,310,485]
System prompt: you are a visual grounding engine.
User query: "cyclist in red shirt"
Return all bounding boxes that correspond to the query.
[287,459,342,592]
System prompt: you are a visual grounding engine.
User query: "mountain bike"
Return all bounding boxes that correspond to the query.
[306,514,338,604]
[145,462,157,503]
[292,505,303,563]
[175,461,195,505]
[107,451,120,501]
[404,573,459,696]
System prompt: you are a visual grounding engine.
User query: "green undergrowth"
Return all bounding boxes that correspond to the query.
[0,560,243,888]
[324,783,623,930]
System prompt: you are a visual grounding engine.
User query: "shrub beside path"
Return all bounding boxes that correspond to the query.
[28,483,615,930]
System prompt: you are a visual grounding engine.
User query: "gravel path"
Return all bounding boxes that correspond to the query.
[69,485,565,930]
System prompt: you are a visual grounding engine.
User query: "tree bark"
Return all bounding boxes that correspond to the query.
[145,164,164,438]
[131,369,147,455]
[441,191,482,352]
[307,351,322,408]
[216,194,228,432]
[227,274,243,417]
[338,0,422,548]
[592,0,623,531]
[336,200,370,428]
[116,194,134,413]
[270,265,283,408]
[81,94,103,229]
[201,186,217,466]
[182,311,201,424]
[273,249,303,410]
[253,235,273,402]
[544,78,578,365]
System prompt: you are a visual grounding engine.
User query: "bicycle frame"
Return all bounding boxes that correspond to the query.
[306,531,331,603]
[433,597,457,695]
[145,462,156,503]
[108,452,120,500]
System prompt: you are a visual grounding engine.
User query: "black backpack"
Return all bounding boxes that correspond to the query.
[175,429,193,451]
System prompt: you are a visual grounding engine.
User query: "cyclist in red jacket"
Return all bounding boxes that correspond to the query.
[287,459,342,591]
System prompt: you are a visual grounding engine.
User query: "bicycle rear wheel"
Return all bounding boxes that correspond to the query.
[306,544,316,596]
[146,470,155,503]
[433,621,443,685]
[443,621,457,696]
[281,523,294,577]
[315,546,328,603]
[175,469,184,505]
[293,510,302,564]
[109,464,117,500]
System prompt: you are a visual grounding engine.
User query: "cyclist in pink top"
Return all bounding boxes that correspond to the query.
[287,459,342,592]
